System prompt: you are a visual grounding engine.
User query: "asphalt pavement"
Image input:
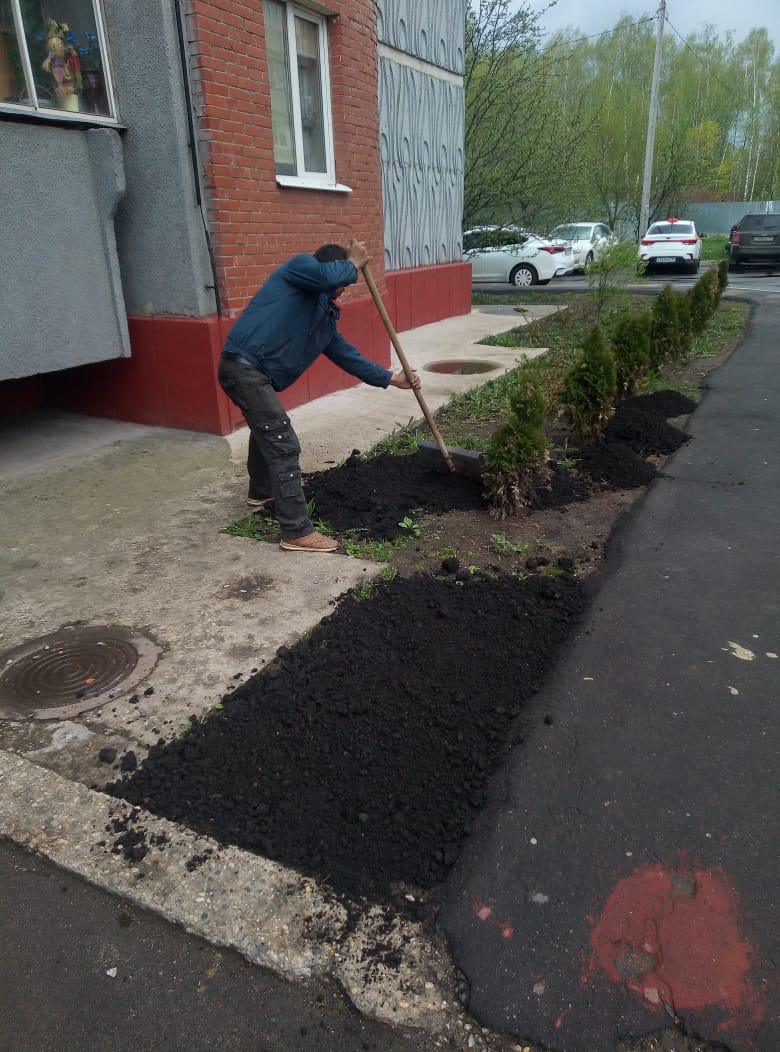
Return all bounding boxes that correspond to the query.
[0,837,429,1052]
[438,295,779,1050]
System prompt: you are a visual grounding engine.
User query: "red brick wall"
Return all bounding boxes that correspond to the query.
[187,0,386,316]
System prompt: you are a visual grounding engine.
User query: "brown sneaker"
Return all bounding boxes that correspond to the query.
[246,495,274,509]
[280,533,339,553]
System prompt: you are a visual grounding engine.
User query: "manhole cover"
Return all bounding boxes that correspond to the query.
[424,359,498,375]
[0,625,161,720]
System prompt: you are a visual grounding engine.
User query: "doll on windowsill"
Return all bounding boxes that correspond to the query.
[42,19,82,111]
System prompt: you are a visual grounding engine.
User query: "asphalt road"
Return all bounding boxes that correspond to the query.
[438,293,780,1050]
[474,267,780,296]
[0,837,428,1052]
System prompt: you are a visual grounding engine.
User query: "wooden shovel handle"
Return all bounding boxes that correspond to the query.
[361,263,456,473]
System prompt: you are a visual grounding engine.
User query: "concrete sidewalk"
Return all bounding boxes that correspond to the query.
[0,305,550,1048]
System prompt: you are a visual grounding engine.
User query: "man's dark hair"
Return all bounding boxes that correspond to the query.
[314,243,348,263]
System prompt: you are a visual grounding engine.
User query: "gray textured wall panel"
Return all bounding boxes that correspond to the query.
[377,0,466,74]
[0,122,130,380]
[104,0,215,317]
[379,58,464,271]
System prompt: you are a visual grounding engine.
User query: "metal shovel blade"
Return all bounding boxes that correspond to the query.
[416,439,484,481]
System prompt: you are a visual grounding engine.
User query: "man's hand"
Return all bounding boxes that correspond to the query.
[347,239,370,271]
[389,368,421,391]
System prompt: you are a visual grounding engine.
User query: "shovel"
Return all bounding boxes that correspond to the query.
[362,264,484,481]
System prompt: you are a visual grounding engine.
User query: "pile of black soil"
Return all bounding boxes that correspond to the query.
[300,391,691,540]
[625,390,697,418]
[109,572,585,903]
[578,443,659,489]
[604,406,690,456]
[304,450,484,540]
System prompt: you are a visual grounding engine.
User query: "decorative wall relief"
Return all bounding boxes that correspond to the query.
[377,0,465,74]
[379,58,464,271]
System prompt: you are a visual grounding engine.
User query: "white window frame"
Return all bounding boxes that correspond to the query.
[0,0,118,124]
[267,1,350,193]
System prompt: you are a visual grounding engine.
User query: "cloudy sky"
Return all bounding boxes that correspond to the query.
[519,0,779,48]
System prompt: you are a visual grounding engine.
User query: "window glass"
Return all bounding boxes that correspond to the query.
[650,223,694,236]
[749,214,779,230]
[265,0,295,176]
[264,0,333,182]
[0,0,113,118]
[294,14,325,173]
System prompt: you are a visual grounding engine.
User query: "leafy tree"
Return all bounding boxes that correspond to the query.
[464,1,587,228]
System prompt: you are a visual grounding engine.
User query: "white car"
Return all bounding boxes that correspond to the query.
[639,218,702,273]
[464,226,574,287]
[549,222,615,271]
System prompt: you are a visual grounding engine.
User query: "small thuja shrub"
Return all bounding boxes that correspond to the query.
[611,310,651,398]
[650,283,681,366]
[717,257,729,292]
[674,293,693,357]
[559,323,617,442]
[704,264,722,309]
[483,367,549,518]
[688,270,715,335]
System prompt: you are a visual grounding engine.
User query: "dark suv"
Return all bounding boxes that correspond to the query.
[728,213,780,270]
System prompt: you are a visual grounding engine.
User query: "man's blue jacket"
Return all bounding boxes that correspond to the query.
[222,254,393,392]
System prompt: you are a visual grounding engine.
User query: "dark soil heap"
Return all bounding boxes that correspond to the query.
[304,449,484,540]
[108,390,692,907]
[109,573,585,901]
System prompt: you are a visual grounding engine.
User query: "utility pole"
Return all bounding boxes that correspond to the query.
[639,0,666,239]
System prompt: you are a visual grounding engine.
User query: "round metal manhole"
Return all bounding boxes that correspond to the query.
[0,625,161,721]
[423,360,498,375]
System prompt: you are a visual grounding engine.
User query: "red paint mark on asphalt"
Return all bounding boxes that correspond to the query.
[499,921,513,939]
[472,899,493,923]
[583,857,765,1038]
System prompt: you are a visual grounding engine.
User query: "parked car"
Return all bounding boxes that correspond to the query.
[463,226,574,287]
[638,218,703,273]
[549,221,615,271]
[728,213,780,270]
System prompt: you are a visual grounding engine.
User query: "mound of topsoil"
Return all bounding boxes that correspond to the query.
[604,406,690,456]
[304,450,484,540]
[300,392,691,540]
[106,390,694,907]
[108,572,585,902]
[624,390,697,419]
[578,443,659,489]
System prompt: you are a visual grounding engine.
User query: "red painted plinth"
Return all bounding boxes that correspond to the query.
[1,262,472,434]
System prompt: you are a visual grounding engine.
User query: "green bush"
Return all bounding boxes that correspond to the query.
[717,257,729,292]
[559,323,617,442]
[611,310,651,398]
[650,284,681,367]
[688,273,713,335]
[483,367,549,518]
[704,264,722,309]
[675,293,693,357]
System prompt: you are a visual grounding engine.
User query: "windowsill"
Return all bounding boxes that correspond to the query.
[276,175,352,193]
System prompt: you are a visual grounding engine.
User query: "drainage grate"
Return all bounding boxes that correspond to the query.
[0,626,161,720]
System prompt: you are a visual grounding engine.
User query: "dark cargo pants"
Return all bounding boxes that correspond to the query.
[218,354,313,539]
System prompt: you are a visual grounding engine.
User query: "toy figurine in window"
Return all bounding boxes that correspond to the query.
[41,19,81,112]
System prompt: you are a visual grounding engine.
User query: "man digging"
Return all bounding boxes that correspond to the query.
[218,239,420,552]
